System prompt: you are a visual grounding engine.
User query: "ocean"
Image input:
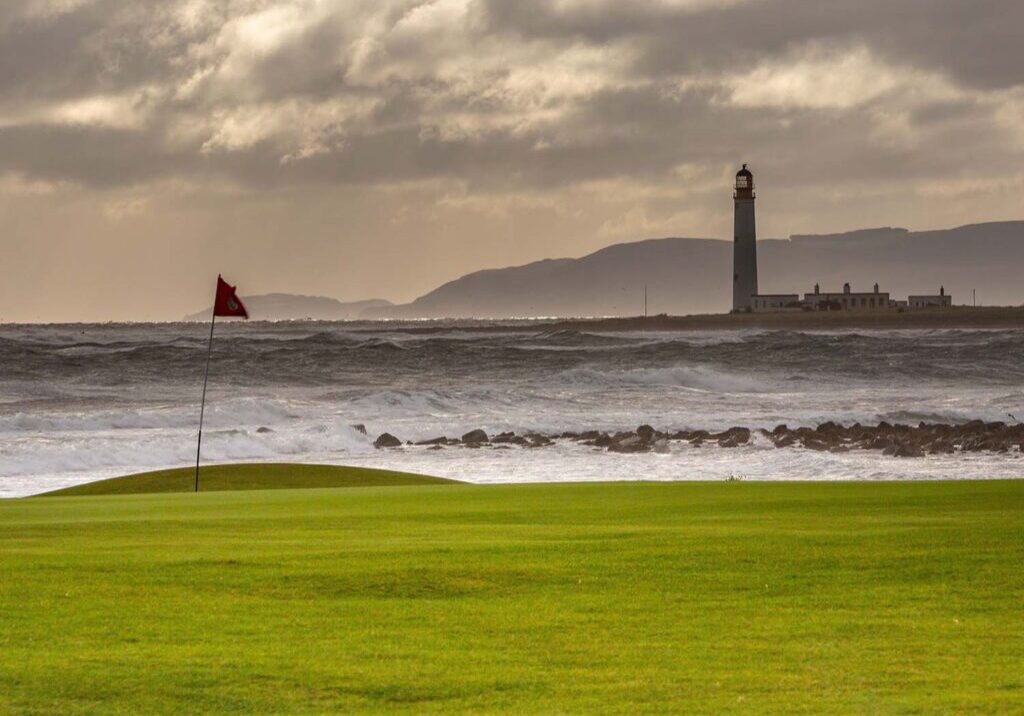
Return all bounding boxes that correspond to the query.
[2,321,1023,496]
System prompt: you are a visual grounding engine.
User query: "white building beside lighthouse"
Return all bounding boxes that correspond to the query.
[732,164,758,311]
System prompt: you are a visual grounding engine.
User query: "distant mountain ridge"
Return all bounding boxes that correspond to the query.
[184,294,392,321]
[362,221,1024,318]
[185,221,1024,321]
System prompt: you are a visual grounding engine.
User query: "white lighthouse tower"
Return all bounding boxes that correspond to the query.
[732,163,758,312]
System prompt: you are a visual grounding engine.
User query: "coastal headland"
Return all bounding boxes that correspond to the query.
[352,306,1024,335]
[556,305,1024,332]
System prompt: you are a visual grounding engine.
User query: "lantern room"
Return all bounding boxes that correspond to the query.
[734,163,755,199]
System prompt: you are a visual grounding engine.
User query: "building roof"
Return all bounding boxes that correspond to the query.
[805,292,890,297]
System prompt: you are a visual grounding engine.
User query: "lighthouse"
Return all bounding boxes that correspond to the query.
[732,163,758,312]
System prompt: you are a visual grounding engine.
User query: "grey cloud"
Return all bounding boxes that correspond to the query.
[479,0,1024,91]
[0,123,199,186]
[245,20,351,101]
[0,1,1021,196]
[0,1,214,102]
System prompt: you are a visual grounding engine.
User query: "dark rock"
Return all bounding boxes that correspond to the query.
[868,437,896,452]
[415,436,448,446]
[773,434,797,448]
[374,433,402,448]
[256,426,274,434]
[461,429,489,444]
[719,428,751,448]
[816,421,842,434]
[795,427,817,440]
[608,435,651,453]
[848,427,872,443]
[636,424,656,442]
[491,432,517,444]
[688,430,710,444]
[960,436,988,452]
[351,424,367,435]
[927,440,955,454]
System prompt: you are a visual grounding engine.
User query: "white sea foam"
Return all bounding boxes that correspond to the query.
[3,323,1024,496]
[0,398,297,434]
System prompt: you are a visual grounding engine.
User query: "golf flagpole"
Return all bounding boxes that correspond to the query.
[194,311,216,493]
[194,275,249,493]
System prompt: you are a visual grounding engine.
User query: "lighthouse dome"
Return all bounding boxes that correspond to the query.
[736,163,753,180]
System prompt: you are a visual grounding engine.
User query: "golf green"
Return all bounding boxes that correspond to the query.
[40,463,456,496]
[2,475,1021,714]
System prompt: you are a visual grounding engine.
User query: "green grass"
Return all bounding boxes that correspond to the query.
[1,478,1022,714]
[40,463,454,496]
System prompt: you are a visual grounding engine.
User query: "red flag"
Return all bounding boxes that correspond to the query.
[213,275,248,318]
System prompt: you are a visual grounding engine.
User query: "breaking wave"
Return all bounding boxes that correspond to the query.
[3,321,1024,495]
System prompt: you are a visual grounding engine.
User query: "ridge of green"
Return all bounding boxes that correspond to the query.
[39,462,456,496]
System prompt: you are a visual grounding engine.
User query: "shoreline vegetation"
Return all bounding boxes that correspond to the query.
[2,478,1021,713]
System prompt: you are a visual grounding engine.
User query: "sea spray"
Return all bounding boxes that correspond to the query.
[2,321,1023,495]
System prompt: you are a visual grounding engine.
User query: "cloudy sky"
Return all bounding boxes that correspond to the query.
[1,0,1021,321]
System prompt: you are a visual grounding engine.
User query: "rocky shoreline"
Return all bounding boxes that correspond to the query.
[369,420,1024,458]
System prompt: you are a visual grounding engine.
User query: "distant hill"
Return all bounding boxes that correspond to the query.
[183,294,392,321]
[363,221,1024,318]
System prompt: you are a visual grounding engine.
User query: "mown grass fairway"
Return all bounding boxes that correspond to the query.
[41,463,454,496]
[2,478,1022,714]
